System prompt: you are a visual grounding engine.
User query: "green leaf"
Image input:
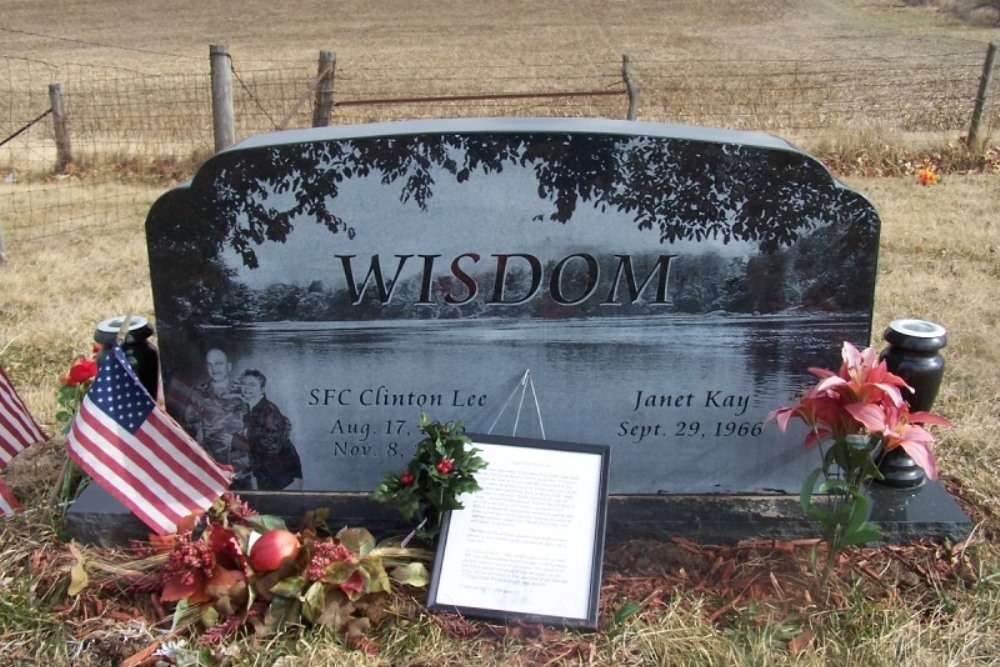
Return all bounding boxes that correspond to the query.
[260,595,302,635]
[301,581,326,624]
[836,524,881,548]
[269,575,306,598]
[171,599,191,633]
[800,468,823,515]
[200,605,220,628]
[817,478,851,494]
[804,505,830,521]
[613,601,642,625]
[809,544,821,573]
[367,560,393,594]
[843,493,871,538]
[390,562,430,587]
[337,527,376,556]
[242,514,288,533]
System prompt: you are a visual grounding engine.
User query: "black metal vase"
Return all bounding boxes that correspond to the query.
[876,319,947,488]
[94,315,160,398]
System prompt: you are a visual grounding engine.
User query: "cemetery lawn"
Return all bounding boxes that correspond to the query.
[1,0,999,663]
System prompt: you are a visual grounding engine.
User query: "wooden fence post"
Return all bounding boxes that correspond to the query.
[313,51,336,127]
[622,54,639,120]
[49,83,73,172]
[968,39,999,150]
[210,43,236,151]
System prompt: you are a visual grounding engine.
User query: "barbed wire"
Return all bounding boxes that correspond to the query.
[0,45,996,247]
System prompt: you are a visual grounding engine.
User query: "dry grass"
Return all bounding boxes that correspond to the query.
[854,174,1000,525]
[1,1,999,664]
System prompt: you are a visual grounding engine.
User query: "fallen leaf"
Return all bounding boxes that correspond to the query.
[787,629,815,653]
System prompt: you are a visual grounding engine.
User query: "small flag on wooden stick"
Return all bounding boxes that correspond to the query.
[0,363,48,468]
[0,363,48,516]
[66,346,232,535]
[0,478,21,516]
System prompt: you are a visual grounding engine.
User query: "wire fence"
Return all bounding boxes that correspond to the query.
[1,45,998,252]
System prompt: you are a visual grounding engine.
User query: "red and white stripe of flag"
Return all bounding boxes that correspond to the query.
[0,478,21,516]
[0,365,48,469]
[67,384,232,536]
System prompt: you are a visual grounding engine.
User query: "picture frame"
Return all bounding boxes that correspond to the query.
[426,433,611,630]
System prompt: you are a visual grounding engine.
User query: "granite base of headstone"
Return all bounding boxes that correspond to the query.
[66,482,971,547]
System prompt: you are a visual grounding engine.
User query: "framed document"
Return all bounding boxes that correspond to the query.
[426,434,610,630]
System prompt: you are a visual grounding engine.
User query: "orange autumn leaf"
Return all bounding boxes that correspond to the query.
[916,167,938,186]
[161,573,202,602]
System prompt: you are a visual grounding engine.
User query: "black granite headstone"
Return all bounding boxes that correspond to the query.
[67,118,969,543]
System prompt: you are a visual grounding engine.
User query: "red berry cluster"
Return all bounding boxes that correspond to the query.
[165,534,215,583]
[219,492,259,521]
[400,471,415,486]
[435,458,453,475]
[306,538,355,582]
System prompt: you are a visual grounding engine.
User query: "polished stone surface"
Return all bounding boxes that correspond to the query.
[145,118,881,496]
[67,480,970,547]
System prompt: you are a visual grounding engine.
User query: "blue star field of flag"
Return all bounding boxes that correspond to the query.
[89,351,154,433]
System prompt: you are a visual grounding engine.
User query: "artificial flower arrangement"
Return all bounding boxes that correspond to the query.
[373,412,488,543]
[768,341,951,582]
[54,346,100,502]
[70,493,432,650]
[55,346,98,428]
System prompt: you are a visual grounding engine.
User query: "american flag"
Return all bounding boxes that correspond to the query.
[1,364,47,467]
[0,478,21,516]
[66,347,232,535]
[0,363,45,517]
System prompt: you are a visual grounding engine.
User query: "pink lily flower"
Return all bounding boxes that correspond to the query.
[846,402,953,480]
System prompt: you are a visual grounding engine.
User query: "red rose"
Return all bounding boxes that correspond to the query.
[400,471,415,486]
[61,357,97,386]
[435,458,453,475]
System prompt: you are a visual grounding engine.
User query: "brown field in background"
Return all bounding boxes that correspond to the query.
[4,0,998,70]
[2,0,998,142]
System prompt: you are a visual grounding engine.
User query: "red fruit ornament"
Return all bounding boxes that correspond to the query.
[248,529,300,573]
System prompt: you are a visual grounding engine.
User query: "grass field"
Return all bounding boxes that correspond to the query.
[1,1,999,665]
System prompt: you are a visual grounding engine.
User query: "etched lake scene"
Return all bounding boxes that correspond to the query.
[145,118,881,494]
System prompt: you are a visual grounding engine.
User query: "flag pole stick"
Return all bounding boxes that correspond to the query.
[116,312,136,347]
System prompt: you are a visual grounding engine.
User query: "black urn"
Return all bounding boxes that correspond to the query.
[94,315,160,398]
[876,319,947,488]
